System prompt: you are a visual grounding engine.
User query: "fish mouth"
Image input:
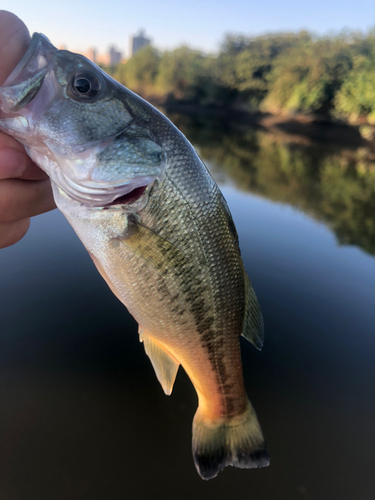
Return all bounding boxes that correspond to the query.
[55,169,157,207]
[3,33,55,87]
[104,185,148,206]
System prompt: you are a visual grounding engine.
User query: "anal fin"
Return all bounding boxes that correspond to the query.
[139,327,179,395]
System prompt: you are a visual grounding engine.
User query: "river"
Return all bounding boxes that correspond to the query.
[0,112,374,500]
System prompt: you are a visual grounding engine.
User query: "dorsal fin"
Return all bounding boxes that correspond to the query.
[139,327,180,395]
[241,275,264,350]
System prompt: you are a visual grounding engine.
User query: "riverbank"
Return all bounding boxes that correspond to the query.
[159,101,375,154]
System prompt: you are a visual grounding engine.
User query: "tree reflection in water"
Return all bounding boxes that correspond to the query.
[168,112,375,256]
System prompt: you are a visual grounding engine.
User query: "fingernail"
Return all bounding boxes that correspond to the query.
[0,149,27,179]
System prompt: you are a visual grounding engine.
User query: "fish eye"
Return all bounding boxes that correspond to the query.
[70,71,101,100]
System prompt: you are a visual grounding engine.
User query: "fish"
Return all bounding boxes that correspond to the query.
[0,33,269,479]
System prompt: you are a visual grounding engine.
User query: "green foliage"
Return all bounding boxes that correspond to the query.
[112,46,160,94]
[108,29,375,120]
[155,47,208,101]
[263,39,353,113]
[335,57,375,120]
[213,32,311,108]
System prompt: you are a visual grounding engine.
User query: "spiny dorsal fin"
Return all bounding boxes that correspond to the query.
[242,275,264,350]
[139,327,179,395]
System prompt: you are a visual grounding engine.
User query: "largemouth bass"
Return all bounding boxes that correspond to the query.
[0,33,269,479]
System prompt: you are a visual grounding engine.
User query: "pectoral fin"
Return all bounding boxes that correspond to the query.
[139,328,179,395]
[121,220,188,274]
[241,275,264,350]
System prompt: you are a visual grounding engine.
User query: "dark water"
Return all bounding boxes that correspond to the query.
[1,114,374,500]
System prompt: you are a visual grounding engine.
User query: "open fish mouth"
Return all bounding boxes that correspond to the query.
[55,169,158,208]
[105,185,148,206]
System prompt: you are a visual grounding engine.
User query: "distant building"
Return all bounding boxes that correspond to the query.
[83,46,124,66]
[59,41,127,66]
[86,47,97,63]
[109,46,122,66]
[129,29,151,57]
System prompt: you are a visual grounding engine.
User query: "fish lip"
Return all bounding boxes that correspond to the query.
[0,34,56,118]
[3,33,55,87]
[55,169,158,207]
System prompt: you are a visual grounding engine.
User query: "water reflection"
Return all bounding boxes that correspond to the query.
[168,112,375,256]
[0,112,374,499]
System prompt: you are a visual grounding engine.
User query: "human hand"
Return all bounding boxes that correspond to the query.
[0,10,56,249]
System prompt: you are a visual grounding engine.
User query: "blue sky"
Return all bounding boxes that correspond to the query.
[2,0,375,57]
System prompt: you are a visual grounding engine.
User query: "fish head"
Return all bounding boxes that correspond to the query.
[0,33,166,208]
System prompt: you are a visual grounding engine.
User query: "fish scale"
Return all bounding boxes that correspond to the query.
[0,31,269,480]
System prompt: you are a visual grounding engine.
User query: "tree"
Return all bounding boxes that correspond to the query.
[335,56,375,123]
[155,46,208,102]
[113,46,160,94]
[263,38,353,114]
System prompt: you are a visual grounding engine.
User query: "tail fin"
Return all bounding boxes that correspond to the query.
[192,400,269,480]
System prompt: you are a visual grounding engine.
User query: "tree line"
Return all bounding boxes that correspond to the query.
[105,30,375,124]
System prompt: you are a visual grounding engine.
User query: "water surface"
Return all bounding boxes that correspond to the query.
[0,114,374,500]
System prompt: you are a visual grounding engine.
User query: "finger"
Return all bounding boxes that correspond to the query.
[0,11,30,85]
[0,178,55,222]
[0,132,48,180]
[0,13,46,181]
[0,218,30,249]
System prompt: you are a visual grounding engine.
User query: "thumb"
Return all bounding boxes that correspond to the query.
[0,12,48,181]
[0,10,30,86]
